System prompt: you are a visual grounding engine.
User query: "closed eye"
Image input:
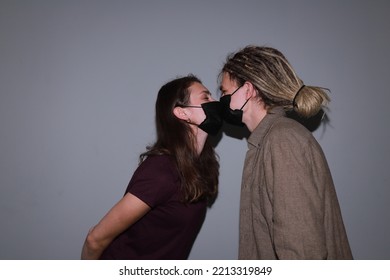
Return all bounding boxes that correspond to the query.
[219,86,226,97]
[202,91,213,101]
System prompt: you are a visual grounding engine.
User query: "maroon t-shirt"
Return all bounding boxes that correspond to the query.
[100,155,207,259]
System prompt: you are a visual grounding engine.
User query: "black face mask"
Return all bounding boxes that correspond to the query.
[181,101,223,135]
[219,87,249,127]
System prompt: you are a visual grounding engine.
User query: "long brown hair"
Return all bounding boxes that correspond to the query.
[140,75,219,204]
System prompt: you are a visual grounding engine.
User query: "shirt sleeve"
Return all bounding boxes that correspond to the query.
[264,129,328,259]
[126,155,179,208]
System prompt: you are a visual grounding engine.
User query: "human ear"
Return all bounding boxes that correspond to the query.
[173,106,189,121]
[244,82,257,99]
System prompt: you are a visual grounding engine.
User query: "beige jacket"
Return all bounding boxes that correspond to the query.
[239,107,352,259]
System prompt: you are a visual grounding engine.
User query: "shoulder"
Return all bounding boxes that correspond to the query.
[264,116,326,161]
[127,155,180,206]
[262,116,321,159]
[267,117,313,144]
[141,154,175,168]
[136,154,179,183]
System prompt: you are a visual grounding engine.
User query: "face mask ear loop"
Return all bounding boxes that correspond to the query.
[239,97,250,110]
[230,85,243,97]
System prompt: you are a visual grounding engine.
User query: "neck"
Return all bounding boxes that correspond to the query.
[243,101,268,132]
[190,125,208,155]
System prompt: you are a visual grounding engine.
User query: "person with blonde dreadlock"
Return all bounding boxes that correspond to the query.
[219,45,352,259]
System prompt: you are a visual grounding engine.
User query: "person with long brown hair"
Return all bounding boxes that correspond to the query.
[81,74,221,259]
[219,45,352,259]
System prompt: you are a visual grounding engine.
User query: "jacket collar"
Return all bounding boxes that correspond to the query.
[247,106,285,148]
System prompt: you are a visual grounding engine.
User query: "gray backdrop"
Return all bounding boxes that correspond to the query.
[1,0,389,260]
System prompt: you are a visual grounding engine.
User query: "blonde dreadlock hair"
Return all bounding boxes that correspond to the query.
[220,45,330,118]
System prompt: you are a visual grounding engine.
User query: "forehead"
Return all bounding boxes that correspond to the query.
[220,72,238,90]
[189,82,208,95]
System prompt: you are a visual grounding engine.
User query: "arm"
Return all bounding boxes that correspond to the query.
[81,192,151,259]
[266,136,327,259]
